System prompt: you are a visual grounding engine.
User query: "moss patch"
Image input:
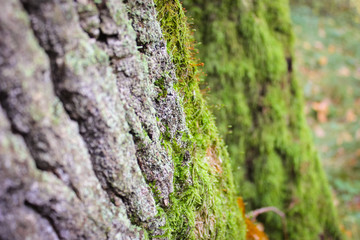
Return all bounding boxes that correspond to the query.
[153,0,246,239]
[183,0,343,239]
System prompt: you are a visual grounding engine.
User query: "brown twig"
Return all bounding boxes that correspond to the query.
[246,207,288,240]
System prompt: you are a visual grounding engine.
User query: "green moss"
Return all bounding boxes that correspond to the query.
[154,77,168,99]
[153,0,246,239]
[183,0,343,239]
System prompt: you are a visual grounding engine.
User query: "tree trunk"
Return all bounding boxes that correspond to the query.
[0,0,343,240]
[0,0,244,239]
[183,0,342,239]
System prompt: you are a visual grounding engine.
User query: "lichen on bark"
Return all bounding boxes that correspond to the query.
[0,0,144,239]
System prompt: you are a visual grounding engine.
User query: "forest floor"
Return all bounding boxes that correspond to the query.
[291,5,360,239]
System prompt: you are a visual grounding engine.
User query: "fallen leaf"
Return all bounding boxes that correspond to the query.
[314,41,324,50]
[237,197,269,240]
[314,125,326,138]
[318,56,328,66]
[345,109,356,122]
[245,219,269,240]
[312,99,330,123]
[338,66,351,77]
[340,224,353,238]
[328,45,336,53]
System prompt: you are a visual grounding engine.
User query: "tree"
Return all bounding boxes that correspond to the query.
[183,0,342,239]
[0,0,341,240]
[0,0,243,239]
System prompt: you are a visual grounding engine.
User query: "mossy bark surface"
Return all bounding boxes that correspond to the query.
[183,0,342,239]
[0,0,244,239]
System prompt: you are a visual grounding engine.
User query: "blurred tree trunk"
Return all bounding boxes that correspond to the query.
[183,0,343,239]
[0,0,244,239]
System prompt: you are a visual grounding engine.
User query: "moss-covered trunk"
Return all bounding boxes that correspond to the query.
[0,0,244,239]
[183,0,342,239]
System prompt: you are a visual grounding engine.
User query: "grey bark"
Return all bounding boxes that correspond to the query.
[0,0,188,239]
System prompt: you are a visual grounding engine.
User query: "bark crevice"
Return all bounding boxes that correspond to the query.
[24,200,63,240]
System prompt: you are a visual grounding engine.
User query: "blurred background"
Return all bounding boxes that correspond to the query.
[290,0,360,238]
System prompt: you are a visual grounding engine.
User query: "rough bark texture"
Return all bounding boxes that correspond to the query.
[183,0,343,239]
[0,0,244,239]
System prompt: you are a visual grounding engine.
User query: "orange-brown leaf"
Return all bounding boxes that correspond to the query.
[237,197,246,216]
[245,218,269,240]
[237,197,269,240]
